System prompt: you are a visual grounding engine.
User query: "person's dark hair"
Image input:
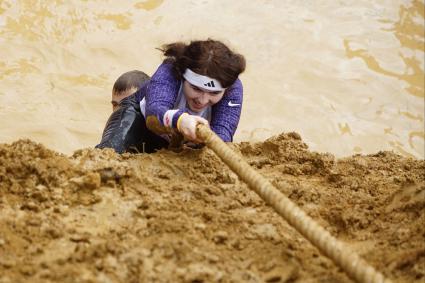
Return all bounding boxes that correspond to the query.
[113,70,150,95]
[159,39,246,88]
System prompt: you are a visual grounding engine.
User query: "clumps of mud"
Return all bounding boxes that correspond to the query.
[0,133,424,283]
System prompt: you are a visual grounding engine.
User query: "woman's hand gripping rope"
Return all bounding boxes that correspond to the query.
[177,113,209,143]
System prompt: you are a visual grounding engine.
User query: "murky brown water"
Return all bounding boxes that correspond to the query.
[0,0,423,158]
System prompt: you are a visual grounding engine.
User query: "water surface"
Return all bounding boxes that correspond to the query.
[0,0,423,158]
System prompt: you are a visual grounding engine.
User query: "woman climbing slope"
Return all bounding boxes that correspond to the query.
[97,39,246,153]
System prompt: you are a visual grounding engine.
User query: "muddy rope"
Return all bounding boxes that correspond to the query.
[196,124,392,283]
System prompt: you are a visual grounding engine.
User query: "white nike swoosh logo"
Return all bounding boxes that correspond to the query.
[228,101,241,107]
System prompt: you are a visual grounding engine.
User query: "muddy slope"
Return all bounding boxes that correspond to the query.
[0,133,424,283]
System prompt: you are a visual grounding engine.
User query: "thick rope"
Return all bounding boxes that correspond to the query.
[196,124,392,283]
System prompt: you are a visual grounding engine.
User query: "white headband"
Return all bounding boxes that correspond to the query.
[182,69,225,91]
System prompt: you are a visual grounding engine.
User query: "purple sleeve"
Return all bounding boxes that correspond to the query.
[145,62,184,127]
[210,79,243,142]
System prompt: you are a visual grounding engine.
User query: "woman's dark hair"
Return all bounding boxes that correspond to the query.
[159,39,246,88]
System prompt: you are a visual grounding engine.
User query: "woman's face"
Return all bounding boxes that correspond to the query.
[183,80,225,113]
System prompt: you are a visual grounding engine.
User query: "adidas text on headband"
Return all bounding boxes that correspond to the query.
[182,69,225,92]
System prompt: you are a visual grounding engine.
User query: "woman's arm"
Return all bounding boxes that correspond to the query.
[145,63,185,130]
[210,79,243,142]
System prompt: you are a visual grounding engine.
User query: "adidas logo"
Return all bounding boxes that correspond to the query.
[204,81,215,87]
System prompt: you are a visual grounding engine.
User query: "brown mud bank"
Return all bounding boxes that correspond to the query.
[0,133,424,283]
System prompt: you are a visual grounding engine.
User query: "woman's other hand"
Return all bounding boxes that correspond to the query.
[177,113,208,143]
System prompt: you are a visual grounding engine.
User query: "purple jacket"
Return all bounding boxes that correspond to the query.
[135,63,243,142]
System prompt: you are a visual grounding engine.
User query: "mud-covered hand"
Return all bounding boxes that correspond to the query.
[177,113,208,143]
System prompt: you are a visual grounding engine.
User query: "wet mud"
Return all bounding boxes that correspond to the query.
[0,133,424,283]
